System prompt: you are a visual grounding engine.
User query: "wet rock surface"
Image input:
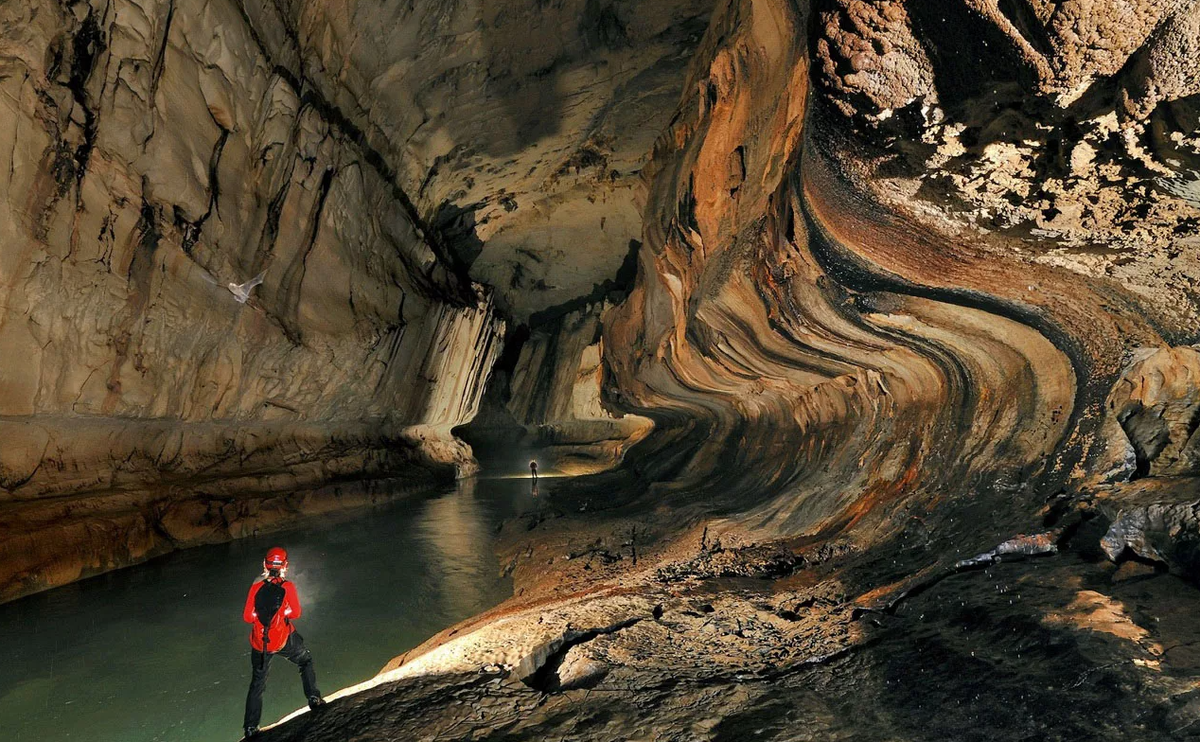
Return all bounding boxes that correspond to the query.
[1090,476,1200,583]
[5,0,1200,739]
[0,0,716,598]
[258,524,1200,741]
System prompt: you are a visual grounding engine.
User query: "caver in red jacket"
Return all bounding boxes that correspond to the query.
[242,578,302,652]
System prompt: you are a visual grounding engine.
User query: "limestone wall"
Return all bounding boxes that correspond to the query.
[0,0,502,600]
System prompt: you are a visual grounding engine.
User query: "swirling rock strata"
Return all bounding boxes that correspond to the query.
[599,0,1200,543]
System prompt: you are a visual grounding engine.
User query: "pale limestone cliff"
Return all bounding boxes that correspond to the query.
[0,0,504,600]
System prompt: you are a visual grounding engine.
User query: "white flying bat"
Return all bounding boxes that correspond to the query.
[196,265,267,304]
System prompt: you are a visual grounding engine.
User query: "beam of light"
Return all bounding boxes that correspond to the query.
[472,472,575,481]
[263,611,529,732]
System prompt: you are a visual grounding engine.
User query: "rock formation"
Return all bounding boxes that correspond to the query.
[0,0,508,600]
[6,0,1200,738]
[459,296,656,475]
[0,0,713,600]
[261,0,1200,738]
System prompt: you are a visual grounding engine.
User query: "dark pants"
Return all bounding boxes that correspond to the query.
[243,631,321,730]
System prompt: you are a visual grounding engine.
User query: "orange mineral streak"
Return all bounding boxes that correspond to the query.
[606,0,1166,553]
[838,457,923,534]
[800,139,1163,380]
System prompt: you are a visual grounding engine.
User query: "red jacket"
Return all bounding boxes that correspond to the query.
[243,578,302,652]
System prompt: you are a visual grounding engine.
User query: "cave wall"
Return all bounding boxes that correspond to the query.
[602,0,1200,552]
[0,0,502,601]
[231,0,716,476]
[6,0,1200,606]
[462,299,653,475]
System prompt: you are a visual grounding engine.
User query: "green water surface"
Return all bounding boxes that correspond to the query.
[0,476,541,741]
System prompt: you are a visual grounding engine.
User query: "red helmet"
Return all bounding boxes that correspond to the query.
[263,547,288,572]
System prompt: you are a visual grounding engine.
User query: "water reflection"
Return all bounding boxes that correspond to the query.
[0,479,536,742]
[415,479,495,618]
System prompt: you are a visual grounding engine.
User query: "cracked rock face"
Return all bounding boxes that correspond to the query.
[0,0,505,600]
[0,0,708,601]
[1107,346,1200,478]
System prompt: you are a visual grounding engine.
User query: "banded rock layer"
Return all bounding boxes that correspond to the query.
[604,0,1200,538]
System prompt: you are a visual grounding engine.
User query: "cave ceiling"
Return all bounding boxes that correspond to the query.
[245,0,715,321]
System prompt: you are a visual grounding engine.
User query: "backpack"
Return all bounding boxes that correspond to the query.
[254,579,287,652]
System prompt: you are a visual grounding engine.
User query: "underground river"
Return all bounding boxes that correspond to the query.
[0,476,544,742]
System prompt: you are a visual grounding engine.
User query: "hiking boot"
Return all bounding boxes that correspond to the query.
[307,696,326,710]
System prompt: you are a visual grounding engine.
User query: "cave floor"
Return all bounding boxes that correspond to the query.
[243,468,1200,742]
[260,549,1200,742]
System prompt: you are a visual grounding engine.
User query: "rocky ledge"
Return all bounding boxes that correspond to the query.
[255,483,1200,740]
